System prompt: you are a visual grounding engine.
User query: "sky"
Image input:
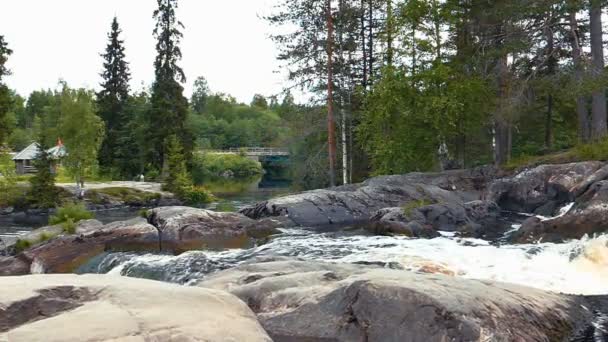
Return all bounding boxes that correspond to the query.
[0,0,287,104]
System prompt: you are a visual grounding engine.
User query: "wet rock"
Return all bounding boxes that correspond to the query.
[147,206,281,253]
[241,167,497,227]
[487,161,604,214]
[368,201,501,239]
[198,260,594,342]
[512,180,608,243]
[0,256,30,276]
[0,274,271,342]
[20,218,159,274]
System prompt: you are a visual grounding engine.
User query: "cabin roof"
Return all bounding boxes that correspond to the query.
[12,143,67,161]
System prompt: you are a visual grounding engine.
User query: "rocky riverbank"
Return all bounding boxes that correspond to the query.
[4,161,608,275]
[1,261,606,341]
[241,161,608,242]
[2,161,608,341]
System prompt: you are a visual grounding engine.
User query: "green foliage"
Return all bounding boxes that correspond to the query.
[97,17,134,178]
[148,0,193,171]
[49,203,94,226]
[402,199,435,216]
[163,134,192,196]
[29,139,58,209]
[59,87,105,185]
[188,93,287,150]
[138,208,149,218]
[574,139,608,161]
[39,231,56,242]
[214,201,237,212]
[180,185,216,205]
[13,239,32,254]
[61,218,76,234]
[192,153,263,183]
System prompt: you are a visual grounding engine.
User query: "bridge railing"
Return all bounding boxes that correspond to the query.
[202,147,290,156]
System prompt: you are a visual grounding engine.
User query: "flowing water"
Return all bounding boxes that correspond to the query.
[80,226,608,295]
[3,178,608,296]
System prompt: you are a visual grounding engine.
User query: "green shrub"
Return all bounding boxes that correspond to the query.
[138,209,149,218]
[62,218,77,234]
[574,139,608,161]
[39,232,56,242]
[14,239,32,253]
[181,186,216,205]
[49,203,94,227]
[403,199,435,216]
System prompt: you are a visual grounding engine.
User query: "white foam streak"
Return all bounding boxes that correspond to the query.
[105,227,608,295]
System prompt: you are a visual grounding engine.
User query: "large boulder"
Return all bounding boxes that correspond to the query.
[20,218,159,274]
[147,206,281,253]
[487,161,605,214]
[0,274,271,342]
[368,200,502,239]
[198,260,599,342]
[241,167,497,227]
[513,180,608,243]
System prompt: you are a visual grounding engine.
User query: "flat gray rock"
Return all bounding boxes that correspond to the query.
[199,260,597,342]
[0,274,271,342]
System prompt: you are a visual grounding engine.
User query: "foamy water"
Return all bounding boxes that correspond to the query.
[93,227,608,295]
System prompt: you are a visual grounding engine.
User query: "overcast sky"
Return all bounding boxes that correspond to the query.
[0,0,286,103]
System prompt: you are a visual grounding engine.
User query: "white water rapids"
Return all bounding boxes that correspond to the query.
[90,226,608,295]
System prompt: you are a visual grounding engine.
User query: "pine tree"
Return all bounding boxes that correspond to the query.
[0,36,11,83]
[29,133,58,209]
[148,0,193,173]
[97,17,132,176]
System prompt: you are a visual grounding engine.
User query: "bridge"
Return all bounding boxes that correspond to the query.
[203,147,291,181]
[204,147,290,158]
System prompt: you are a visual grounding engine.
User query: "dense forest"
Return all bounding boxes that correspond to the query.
[268,0,608,187]
[1,0,608,198]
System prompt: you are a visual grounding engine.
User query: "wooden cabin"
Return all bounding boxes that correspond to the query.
[12,142,67,175]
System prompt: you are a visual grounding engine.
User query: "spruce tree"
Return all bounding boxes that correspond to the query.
[148,0,193,173]
[97,17,132,176]
[29,134,58,209]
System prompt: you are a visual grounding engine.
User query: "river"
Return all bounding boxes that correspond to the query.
[3,177,608,296]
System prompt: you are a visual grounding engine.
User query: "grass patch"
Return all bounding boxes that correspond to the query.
[403,198,435,216]
[49,203,94,227]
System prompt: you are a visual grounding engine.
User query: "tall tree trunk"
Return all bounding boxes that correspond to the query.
[494,55,511,166]
[545,95,553,149]
[545,19,556,150]
[368,0,374,81]
[590,0,607,140]
[361,0,368,89]
[386,0,393,66]
[327,0,337,187]
[338,0,349,185]
[569,9,590,142]
[411,25,417,76]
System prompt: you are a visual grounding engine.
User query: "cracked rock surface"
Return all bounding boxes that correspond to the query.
[240,167,496,227]
[0,274,271,342]
[198,259,595,342]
